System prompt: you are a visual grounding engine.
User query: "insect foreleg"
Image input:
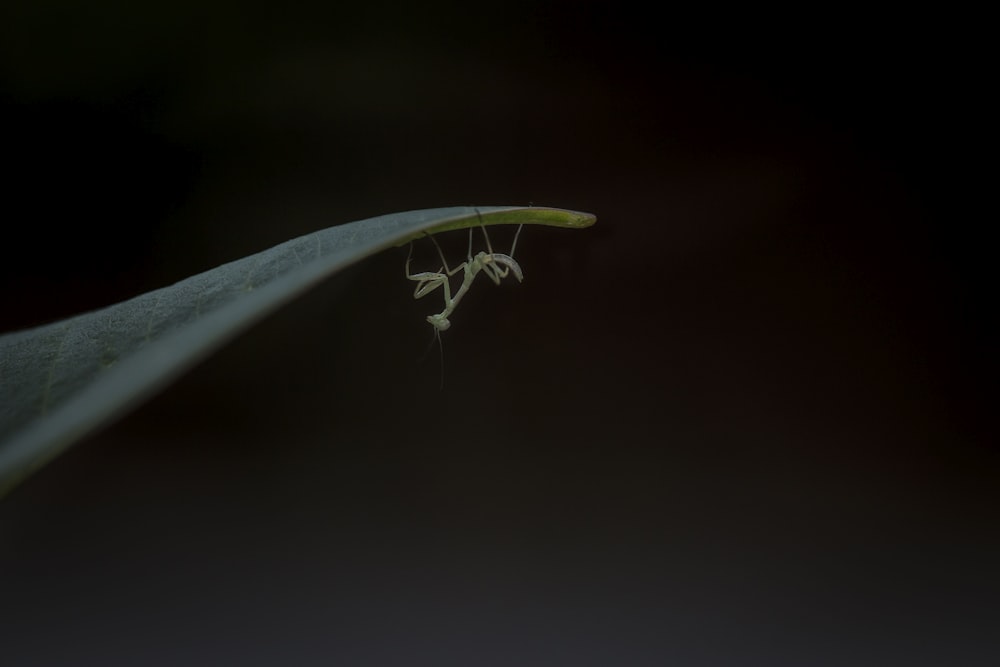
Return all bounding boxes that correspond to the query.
[406,242,453,300]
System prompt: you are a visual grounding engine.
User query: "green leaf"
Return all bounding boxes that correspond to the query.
[0,205,596,493]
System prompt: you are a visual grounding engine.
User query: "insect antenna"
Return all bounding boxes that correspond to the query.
[436,328,445,390]
[415,325,446,390]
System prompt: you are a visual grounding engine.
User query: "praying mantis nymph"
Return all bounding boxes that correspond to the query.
[405,213,525,333]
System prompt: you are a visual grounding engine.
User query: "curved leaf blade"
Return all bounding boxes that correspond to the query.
[0,206,596,492]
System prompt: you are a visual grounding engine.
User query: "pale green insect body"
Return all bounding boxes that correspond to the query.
[405,219,524,333]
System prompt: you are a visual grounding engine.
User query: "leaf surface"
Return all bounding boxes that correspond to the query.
[0,206,595,492]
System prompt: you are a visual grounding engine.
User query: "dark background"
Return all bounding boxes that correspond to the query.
[1,3,995,665]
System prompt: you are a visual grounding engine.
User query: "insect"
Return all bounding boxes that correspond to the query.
[405,212,525,333]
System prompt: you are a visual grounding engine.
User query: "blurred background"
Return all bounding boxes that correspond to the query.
[1,2,994,665]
